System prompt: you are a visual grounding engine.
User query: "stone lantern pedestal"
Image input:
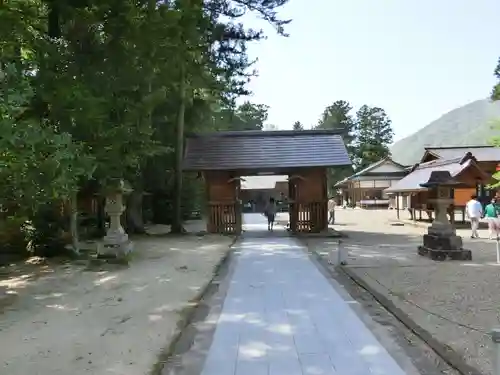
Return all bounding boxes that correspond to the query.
[97,186,133,260]
[417,171,472,261]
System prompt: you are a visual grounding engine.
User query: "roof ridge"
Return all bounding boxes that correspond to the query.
[343,156,406,180]
[417,157,462,169]
[425,145,494,150]
[186,129,345,138]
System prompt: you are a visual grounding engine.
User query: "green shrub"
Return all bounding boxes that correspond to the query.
[27,205,67,258]
[0,217,30,261]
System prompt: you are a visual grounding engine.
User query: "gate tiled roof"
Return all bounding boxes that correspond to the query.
[183,130,351,171]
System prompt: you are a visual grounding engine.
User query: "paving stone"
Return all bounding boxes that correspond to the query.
[199,233,408,375]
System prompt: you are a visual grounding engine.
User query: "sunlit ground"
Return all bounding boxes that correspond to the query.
[308,208,500,375]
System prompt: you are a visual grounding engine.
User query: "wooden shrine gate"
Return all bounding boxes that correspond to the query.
[182,130,351,234]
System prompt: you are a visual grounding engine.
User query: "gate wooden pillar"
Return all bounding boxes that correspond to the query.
[204,171,241,234]
[288,168,328,233]
[305,168,327,232]
[288,175,299,232]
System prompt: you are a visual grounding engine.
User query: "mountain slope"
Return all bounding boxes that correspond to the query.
[390,99,500,165]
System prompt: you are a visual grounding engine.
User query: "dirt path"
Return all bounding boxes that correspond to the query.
[0,234,232,375]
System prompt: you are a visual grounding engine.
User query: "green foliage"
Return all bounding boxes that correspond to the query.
[482,56,500,189]
[314,101,355,189]
[492,57,500,101]
[228,101,269,131]
[0,217,30,260]
[1,0,290,249]
[355,105,393,170]
[27,205,68,258]
[40,2,172,186]
[486,55,500,189]
[488,119,500,147]
[0,63,94,215]
[292,121,304,130]
[487,120,500,189]
[316,100,357,155]
[490,172,500,189]
[491,58,500,187]
[313,100,394,188]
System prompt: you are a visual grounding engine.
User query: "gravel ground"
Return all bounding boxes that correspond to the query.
[307,208,500,375]
[0,224,232,375]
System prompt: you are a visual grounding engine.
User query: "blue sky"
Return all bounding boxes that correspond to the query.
[241,0,500,142]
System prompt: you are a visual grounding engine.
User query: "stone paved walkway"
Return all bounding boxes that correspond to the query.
[200,235,408,375]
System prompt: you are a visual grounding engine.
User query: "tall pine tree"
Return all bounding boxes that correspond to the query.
[231,102,269,131]
[316,100,357,159]
[292,121,304,130]
[355,105,394,170]
[315,100,356,191]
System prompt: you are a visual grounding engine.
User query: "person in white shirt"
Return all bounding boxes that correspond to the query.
[328,198,336,224]
[466,194,483,238]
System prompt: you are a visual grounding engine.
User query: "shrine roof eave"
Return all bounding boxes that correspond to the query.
[384,187,428,194]
[348,171,408,180]
[195,166,340,175]
[385,157,489,194]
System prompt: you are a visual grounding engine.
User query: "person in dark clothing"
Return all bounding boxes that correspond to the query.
[265,197,277,231]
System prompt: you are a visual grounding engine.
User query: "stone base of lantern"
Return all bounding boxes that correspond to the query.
[418,233,472,261]
[97,233,134,261]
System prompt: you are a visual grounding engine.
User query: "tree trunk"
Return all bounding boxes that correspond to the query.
[47,0,61,39]
[69,192,80,254]
[96,196,107,237]
[126,191,145,234]
[171,64,186,233]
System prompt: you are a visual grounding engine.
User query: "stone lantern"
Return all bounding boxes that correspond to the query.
[417,171,471,261]
[97,180,134,260]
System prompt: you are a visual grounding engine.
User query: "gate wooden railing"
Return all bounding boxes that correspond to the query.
[207,201,241,234]
[289,201,327,233]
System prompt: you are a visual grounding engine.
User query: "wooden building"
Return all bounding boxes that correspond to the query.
[419,146,500,205]
[239,175,288,212]
[334,157,408,208]
[274,180,289,197]
[384,152,490,221]
[183,130,351,234]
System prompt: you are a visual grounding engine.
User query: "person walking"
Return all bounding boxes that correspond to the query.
[265,197,277,231]
[328,197,336,224]
[484,198,500,240]
[466,194,483,239]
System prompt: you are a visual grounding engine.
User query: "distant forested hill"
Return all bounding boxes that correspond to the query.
[390,99,500,165]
